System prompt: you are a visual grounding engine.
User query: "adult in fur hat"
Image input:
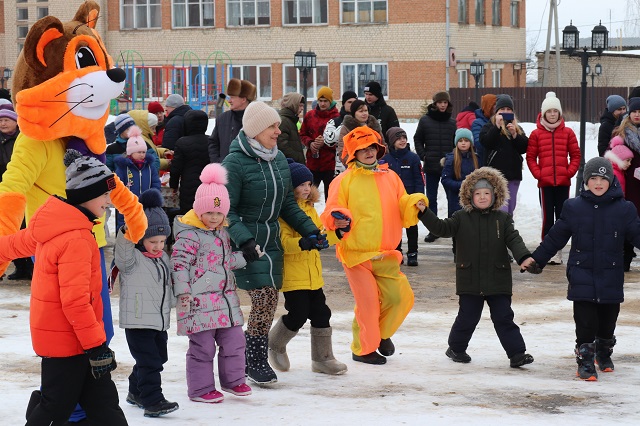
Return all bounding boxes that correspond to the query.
[208,78,257,163]
[419,167,534,369]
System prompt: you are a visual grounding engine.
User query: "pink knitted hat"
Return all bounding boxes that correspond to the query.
[193,163,230,218]
[609,136,633,161]
[126,126,146,155]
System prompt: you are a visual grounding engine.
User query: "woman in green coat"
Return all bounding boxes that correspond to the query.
[222,101,322,385]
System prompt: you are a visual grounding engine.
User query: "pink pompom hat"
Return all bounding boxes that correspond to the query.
[126,126,147,155]
[193,163,230,218]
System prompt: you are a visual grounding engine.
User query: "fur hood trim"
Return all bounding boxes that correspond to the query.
[459,167,509,212]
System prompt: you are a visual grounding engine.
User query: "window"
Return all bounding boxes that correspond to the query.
[37,7,49,19]
[475,0,484,25]
[173,0,214,27]
[284,0,328,25]
[458,70,468,88]
[16,0,27,3]
[17,26,29,39]
[121,0,162,30]
[492,0,501,25]
[492,69,501,87]
[510,0,519,27]
[283,64,329,99]
[18,43,24,54]
[17,8,28,21]
[458,0,468,24]
[341,0,387,24]
[227,0,270,26]
[229,65,272,99]
[341,63,388,97]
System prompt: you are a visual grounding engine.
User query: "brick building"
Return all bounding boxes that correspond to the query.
[1,0,527,118]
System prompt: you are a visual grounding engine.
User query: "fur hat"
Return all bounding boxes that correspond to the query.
[165,94,184,108]
[495,94,514,111]
[541,91,562,116]
[64,149,116,205]
[147,112,158,128]
[386,127,407,147]
[628,97,640,113]
[454,128,474,146]
[193,164,231,218]
[584,157,614,186]
[432,91,451,103]
[113,113,135,136]
[226,78,257,101]
[343,126,386,164]
[126,126,147,155]
[363,81,383,99]
[459,167,509,212]
[147,101,164,114]
[287,158,313,188]
[341,91,358,104]
[0,104,17,122]
[349,99,368,118]
[242,101,281,138]
[481,94,497,118]
[606,95,626,113]
[317,87,334,103]
[139,188,171,240]
[605,136,634,169]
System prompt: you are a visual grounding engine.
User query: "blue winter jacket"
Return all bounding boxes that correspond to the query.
[532,179,640,304]
[106,136,160,172]
[382,145,424,194]
[471,109,489,166]
[441,150,478,215]
[114,153,161,230]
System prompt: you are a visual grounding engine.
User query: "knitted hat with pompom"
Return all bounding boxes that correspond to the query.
[126,126,147,155]
[139,188,171,240]
[193,164,230,218]
[608,136,634,161]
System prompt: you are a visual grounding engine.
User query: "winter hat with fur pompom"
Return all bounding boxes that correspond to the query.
[193,163,230,218]
[139,188,171,240]
[607,136,634,161]
[126,126,147,155]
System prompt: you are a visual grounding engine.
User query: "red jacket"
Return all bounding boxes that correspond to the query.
[526,114,581,188]
[300,106,340,172]
[456,110,475,130]
[0,196,105,357]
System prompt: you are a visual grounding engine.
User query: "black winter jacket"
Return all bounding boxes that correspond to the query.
[413,105,457,174]
[598,109,618,157]
[208,109,244,163]
[479,121,528,181]
[0,129,18,181]
[162,104,192,150]
[367,98,399,144]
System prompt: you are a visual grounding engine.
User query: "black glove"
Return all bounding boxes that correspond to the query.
[240,239,260,263]
[299,234,329,251]
[86,344,117,380]
[331,211,351,233]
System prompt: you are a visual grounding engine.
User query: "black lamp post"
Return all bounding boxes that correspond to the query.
[294,49,316,117]
[562,20,608,195]
[470,60,484,103]
[0,68,12,89]
[586,63,602,123]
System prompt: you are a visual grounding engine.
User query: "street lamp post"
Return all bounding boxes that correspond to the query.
[294,49,317,117]
[586,63,602,123]
[0,68,12,89]
[562,20,608,195]
[470,60,484,103]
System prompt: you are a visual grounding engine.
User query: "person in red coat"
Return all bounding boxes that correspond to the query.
[526,92,581,265]
[456,101,479,130]
[300,87,340,200]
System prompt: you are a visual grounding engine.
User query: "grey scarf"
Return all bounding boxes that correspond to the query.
[624,126,640,154]
[248,137,279,162]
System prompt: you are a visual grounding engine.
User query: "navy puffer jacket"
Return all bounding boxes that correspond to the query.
[382,145,424,194]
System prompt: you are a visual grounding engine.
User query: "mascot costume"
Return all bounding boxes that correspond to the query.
[0,2,147,422]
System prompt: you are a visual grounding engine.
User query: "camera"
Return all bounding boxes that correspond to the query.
[501,112,514,123]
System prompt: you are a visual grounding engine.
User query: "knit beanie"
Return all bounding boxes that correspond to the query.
[193,163,231,218]
[481,94,497,118]
[139,188,171,240]
[472,178,495,208]
[341,91,358,104]
[363,81,383,99]
[454,128,474,146]
[349,99,368,118]
[113,113,135,136]
[165,94,185,108]
[386,127,407,147]
[287,158,313,188]
[583,157,614,186]
[242,101,282,138]
[64,149,116,205]
[609,136,634,161]
[126,126,147,155]
[0,99,12,106]
[606,95,626,113]
[147,112,158,128]
[317,87,334,103]
[0,104,17,122]
[432,91,451,103]
[541,91,562,116]
[495,94,514,111]
[628,97,640,112]
[147,101,164,114]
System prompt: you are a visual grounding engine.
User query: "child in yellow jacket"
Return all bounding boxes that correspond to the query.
[320,127,428,365]
[268,159,348,375]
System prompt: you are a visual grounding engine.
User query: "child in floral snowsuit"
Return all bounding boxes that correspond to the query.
[171,163,253,403]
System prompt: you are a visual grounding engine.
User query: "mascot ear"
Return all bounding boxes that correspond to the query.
[23,16,64,71]
[73,1,100,29]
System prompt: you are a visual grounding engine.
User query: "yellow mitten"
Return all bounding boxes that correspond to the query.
[0,192,27,275]
[109,175,147,243]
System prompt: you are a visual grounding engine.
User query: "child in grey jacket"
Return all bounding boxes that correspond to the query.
[116,188,178,418]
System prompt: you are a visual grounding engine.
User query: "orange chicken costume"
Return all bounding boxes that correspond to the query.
[320,126,428,359]
[0,2,147,343]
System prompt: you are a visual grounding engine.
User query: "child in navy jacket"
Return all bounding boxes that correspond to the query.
[382,127,424,266]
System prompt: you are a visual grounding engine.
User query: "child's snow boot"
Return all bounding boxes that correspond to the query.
[143,399,179,417]
[245,333,278,384]
[268,317,298,372]
[575,342,598,381]
[352,352,387,365]
[509,352,534,368]
[595,336,616,372]
[310,326,347,375]
[378,338,395,356]
[407,252,418,267]
[446,347,471,363]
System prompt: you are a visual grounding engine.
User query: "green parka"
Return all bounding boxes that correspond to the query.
[222,130,318,290]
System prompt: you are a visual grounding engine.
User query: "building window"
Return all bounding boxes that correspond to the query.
[227,0,270,26]
[37,7,49,19]
[173,0,214,27]
[283,64,329,99]
[458,70,468,88]
[341,0,387,24]
[283,0,328,25]
[510,0,519,27]
[341,63,388,97]
[37,0,48,2]
[17,8,28,21]
[492,0,501,25]
[475,0,484,25]
[492,69,501,87]
[16,0,27,3]
[18,43,24,54]
[17,26,29,39]
[458,0,468,24]
[229,65,272,99]
[121,0,162,30]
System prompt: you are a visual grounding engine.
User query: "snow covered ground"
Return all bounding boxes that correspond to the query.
[3,119,640,425]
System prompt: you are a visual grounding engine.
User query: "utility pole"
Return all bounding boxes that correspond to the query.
[542,0,562,86]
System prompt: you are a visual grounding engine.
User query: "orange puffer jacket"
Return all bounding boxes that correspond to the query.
[0,196,106,357]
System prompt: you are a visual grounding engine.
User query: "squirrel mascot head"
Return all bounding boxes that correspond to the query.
[12,1,125,155]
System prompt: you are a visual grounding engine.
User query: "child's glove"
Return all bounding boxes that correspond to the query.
[331,211,351,233]
[85,344,117,380]
[299,233,329,251]
[177,294,192,317]
[240,239,260,263]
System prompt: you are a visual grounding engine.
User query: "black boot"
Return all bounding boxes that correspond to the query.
[352,352,386,365]
[25,390,41,420]
[8,257,33,281]
[445,347,471,363]
[576,342,598,381]
[245,333,278,384]
[378,338,395,356]
[595,336,616,372]
[509,352,534,368]
[143,399,179,417]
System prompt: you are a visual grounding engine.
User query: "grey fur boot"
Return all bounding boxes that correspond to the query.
[310,326,348,375]
[268,317,298,372]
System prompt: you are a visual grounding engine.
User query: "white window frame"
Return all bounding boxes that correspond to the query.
[340,63,389,98]
[458,69,468,88]
[283,0,328,26]
[172,0,215,28]
[17,8,28,21]
[492,69,501,88]
[121,0,162,30]
[226,0,271,27]
[492,0,501,25]
[228,65,272,100]
[37,7,49,19]
[340,0,388,24]
[282,64,330,100]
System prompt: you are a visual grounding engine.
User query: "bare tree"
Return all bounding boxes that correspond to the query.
[624,0,640,37]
